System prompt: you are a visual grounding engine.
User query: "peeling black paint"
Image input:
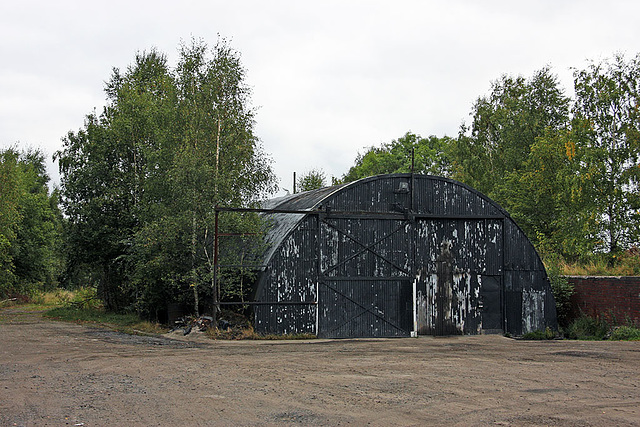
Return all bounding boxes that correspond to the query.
[253,174,557,338]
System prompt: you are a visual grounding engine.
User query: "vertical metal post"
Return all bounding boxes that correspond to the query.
[410,149,417,336]
[213,208,220,318]
[315,213,321,336]
[412,277,418,337]
[293,171,297,194]
[410,149,416,213]
[500,218,506,333]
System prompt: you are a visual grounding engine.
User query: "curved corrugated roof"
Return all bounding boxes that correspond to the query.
[260,173,509,267]
[263,182,350,210]
[260,182,350,265]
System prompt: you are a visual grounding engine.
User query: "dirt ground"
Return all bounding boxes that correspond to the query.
[0,308,639,427]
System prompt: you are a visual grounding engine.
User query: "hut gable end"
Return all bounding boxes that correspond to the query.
[254,174,556,338]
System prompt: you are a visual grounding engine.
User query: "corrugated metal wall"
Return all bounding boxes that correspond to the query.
[254,174,557,338]
[318,279,412,338]
[413,219,503,335]
[254,216,317,335]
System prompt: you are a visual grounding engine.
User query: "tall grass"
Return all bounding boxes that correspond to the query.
[563,316,610,340]
[555,252,640,276]
[609,326,640,341]
[21,288,168,335]
[30,287,101,309]
[562,315,640,341]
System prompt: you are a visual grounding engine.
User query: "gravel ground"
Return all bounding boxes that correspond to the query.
[1,307,639,426]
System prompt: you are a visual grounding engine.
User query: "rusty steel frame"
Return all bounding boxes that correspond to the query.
[212,205,505,309]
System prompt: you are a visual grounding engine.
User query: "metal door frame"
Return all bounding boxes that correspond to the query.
[316,214,413,338]
[413,218,506,335]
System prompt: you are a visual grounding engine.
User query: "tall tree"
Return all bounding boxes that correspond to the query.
[508,129,594,258]
[341,132,452,183]
[57,50,176,310]
[451,67,572,251]
[0,147,63,297]
[57,38,276,317]
[167,38,276,316]
[0,149,21,291]
[297,168,327,192]
[451,67,571,202]
[571,53,640,253]
[12,149,64,289]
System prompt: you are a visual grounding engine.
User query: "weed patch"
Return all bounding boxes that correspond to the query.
[609,326,640,341]
[203,310,316,340]
[561,316,640,341]
[563,316,610,340]
[521,327,556,340]
[553,251,640,276]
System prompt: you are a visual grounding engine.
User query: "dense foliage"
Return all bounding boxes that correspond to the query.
[4,45,639,318]
[55,38,276,318]
[296,168,327,192]
[341,132,452,182]
[0,147,64,298]
[340,54,640,264]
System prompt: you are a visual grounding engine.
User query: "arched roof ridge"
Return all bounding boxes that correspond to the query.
[260,173,512,270]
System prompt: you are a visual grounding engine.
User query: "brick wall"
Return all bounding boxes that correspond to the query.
[566,276,640,325]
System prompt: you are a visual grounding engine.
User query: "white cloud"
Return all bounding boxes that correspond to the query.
[2,0,640,194]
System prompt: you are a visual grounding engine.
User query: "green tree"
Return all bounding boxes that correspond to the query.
[12,149,64,289]
[341,132,452,183]
[571,53,640,253]
[297,168,327,192]
[57,38,276,318]
[0,147,64,297]
[56,56,175,309]
[451,67,572,252]
[509,129,595,258]
[0,149,21,291]
[451,67,571,202]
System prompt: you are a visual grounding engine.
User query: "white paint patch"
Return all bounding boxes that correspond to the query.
[522,289,546,333]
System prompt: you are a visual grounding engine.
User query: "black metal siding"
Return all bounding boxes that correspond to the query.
[254,174,557,338]
[319,218,411,278]
[254,216,317,335]
[413,178,504,217]
[318,279,412,338]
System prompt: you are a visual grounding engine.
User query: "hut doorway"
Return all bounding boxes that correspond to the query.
[414,219,504,335]
[317,215,413,338]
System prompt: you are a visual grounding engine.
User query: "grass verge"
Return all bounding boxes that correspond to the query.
[43,306,169,335]
[205,324,316,340]
[520,316,640,341]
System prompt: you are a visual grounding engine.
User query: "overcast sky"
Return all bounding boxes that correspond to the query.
[2,1,639,195]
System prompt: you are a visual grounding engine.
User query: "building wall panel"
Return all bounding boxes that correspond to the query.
[254,174,557,337]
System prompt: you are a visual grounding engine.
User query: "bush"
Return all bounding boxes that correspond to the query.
[563,316,609,340]
[544,254,575,326]
[521,327,556,340]
[67,287,102,310]
[609,326,640,341]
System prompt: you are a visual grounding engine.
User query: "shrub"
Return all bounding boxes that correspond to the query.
[521,327,556,340]
[609,326,640,341]
[563,316,609,340]
[544,254,574,326]
[71,287,101,309]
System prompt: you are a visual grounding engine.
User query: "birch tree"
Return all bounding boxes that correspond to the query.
[58,38,276,317]
[572,53,640,253]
